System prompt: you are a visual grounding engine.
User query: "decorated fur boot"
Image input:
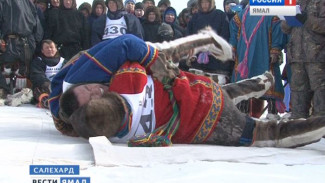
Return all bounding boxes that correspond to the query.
[252,116,325,148]
[149,27,233,63]
[5,88,33,107]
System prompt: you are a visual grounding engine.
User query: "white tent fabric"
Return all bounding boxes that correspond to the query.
[1,105,324,183]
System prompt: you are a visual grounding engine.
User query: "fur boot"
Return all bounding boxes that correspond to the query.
[252,116,325,148]
[222,71,274,105]
[149,27,232,63]
[5,88,33,107]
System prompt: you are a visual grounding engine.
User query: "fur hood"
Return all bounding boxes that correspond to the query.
[60,0,77,9]
[198,0,215,13]
[105,0,124,11]
[78,2,92,14]
[163,6,177,24]
[91,0,107,16]
[144,6,161,23]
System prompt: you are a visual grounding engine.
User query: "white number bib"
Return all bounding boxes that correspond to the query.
[102,16,127,40]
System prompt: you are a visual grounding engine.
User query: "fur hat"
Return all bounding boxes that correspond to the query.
[144,6,161,22]
[158,22,173,37]
[157,0,170,7]
[69,92,126,139]
[135,2,144,10]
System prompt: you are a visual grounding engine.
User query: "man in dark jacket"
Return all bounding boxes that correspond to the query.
[30,39,65,108]
[91,0,144,46]
[44,0,90,61]
[0,0,43,98]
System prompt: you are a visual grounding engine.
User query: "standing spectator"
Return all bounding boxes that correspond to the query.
[142,6,161,42]
[124,0,136,14]
[44,0,90,60]
[187,0,199,16]
[157,0,170,19]
[91,0,144,46]
[50,0,60,8]
[36,0,48,12]
[30,39,64,109]
[229,5,287,119]
[88,0,107,32]
[78,2,92,18]
[142,0,155,11]
[163,7,183,38]
[178,8,191,34]
[281,0,325,119]
[134,2,145,21]
[187,0,232,85]
[0,0,43,97]
[223,0,239,21]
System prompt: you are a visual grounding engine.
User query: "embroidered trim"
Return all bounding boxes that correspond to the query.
[191,82,224,143]
[84,52,113,75]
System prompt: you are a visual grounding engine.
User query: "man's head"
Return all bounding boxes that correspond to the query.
[163,7,177,24]
[198,0,215,13]
[60,84,124,138]
[41,39,59,58]
[59,83,109,122]
[124,0,136,13]
[134,2,144,17]
[92,0,107,17]
[157,0,170,15]
[142,0,155,10]
[105,0,124,12]
[61,0,77,9]
[144,6,161,23]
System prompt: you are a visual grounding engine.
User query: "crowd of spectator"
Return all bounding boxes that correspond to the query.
[0,0,324,121]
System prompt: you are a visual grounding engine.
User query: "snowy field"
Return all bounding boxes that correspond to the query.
[0,104,324,183]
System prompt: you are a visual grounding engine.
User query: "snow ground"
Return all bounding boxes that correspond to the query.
[0,104,324,183]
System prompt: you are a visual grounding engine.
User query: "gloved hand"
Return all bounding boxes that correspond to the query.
[270,52,281,64]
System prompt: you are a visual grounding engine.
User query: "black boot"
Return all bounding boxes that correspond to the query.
[266,98,280,120]
[252,116,325,148]
[290,91,313,119]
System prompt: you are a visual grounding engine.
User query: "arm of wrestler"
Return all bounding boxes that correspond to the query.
[49,35,159,136]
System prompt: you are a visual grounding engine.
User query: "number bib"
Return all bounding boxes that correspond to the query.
[109,76,156,143]
[102,16,127,40]
[45,57,65,81]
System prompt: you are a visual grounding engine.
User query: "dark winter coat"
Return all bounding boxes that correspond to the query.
[142,20,161,42]
[0,0,43,50]
[30,56,62,89]
[88,0,107,30]
[281,0,325,63]
[142,6,161,42]
[44,8,90,59]
[91,12,144,46]
[186,0,232,75]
